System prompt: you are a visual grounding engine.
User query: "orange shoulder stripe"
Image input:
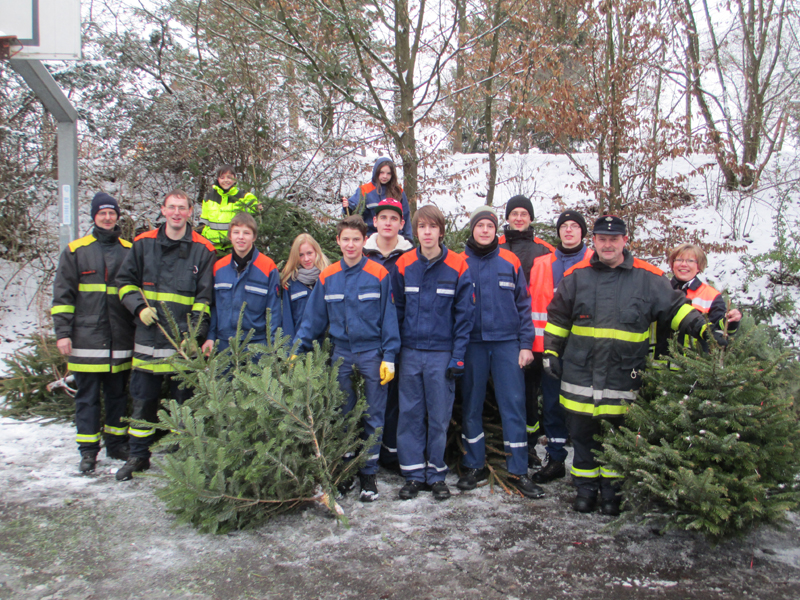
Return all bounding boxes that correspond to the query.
[319,261,343,285]
[360,182,376,195]
[498,234,506,245]
[563,256,593,278]
[362,258,388,281]
[134,229,159,241]
[213,254,232,276]
[252,253,277,276]
[633,257,664,276]
[534,237,556,253]
[396,249,419,276]
[498,248,521,274]
[443,249,469,276]
[192,231,217,252]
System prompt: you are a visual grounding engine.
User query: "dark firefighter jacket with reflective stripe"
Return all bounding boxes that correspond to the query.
[117,225,216,373]
[51,226,135,373]
[200,185,258,246]
[543,249,707,418]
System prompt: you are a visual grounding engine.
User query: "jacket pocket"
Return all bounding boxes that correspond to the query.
[435,280,456,317]
[324,292,346,330]
[244,283,270,316]
[357,285,381,338]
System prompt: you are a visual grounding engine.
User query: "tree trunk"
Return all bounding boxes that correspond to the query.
[452,0,466,153]
[483,0,503,207]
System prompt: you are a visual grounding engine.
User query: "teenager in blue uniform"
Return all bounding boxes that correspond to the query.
[202,213,281,353]
[363,198,413,472]
[458,206,545,499]
[341,157,413,240]
[392,205,474,500]
[280,233,331,341]
[292,215,401,502]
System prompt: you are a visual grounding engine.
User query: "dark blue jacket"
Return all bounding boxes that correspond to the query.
[345,158,413,240]
[392,246,475,361]
[463,245,535,349]
[208,249,281,349]
[293,257,401,362]
[282,277,315,341]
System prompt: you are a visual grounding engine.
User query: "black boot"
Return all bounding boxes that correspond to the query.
[115,456,150,481]
[456,467,488,491]
[79,450,97,473]
[531,456,566,484]
[512,474,546,499]
[527,434,542,468]
[573,494,597,513]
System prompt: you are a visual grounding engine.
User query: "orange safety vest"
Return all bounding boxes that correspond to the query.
[685,282,720,314]
[528,250,593,352]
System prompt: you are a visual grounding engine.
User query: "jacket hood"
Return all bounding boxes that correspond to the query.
[364,232,413,257]
[371,157,395,186]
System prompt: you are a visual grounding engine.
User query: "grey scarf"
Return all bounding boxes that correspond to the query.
[296,266,321,287]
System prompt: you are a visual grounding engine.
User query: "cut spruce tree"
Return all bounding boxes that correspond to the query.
[600,321,800,541]
[133,307,374,533]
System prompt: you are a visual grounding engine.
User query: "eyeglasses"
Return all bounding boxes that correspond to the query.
[164,205,191,213]
[559,223,581,231]
[673,258,697,265]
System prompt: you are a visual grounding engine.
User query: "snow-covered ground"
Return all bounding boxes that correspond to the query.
[1,152,799,599]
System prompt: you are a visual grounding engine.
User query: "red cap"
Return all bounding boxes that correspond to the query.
[375,198,404,218]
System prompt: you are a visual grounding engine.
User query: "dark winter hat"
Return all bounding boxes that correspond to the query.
[556,210,587,239]
[374,198,404,219]
[592,214,626,236]
[91,192,120,220]
[505,195,534,220]
[469,206,498,231]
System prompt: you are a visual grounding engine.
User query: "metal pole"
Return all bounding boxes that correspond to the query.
[9,58,79,248]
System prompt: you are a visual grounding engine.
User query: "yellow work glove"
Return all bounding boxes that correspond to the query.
[139,307,159,326]
[380,361,395,385]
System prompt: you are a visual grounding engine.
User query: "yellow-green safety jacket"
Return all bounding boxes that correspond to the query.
[200,185,258,246]
[51,226,135,373]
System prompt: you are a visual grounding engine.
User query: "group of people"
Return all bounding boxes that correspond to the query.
[52,158,741,515]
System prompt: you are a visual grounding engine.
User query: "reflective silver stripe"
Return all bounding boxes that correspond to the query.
[343,451,355,458]
[405,286,420,293]
[245,285,269,295]
[112,350,133,359]
[367,453,380,460]
[381,444,397,453]
[215,282,233,289]
[358,292,380,300]
[532,311,548,321]
[206,222,229,230]
[325,294,345,301]
[499,281,514,288]
[504,441,527,448]
[290,290,308,300]
[692,297,714,310]
[461,432,484,444]
[70,348,110,358]
[561,380,637,401]
[427,463,449,472]
[401,462,426,471]
[535,327,545,336]
[436,288,455,296]
[550,437,568,444]
[134,343,176,358]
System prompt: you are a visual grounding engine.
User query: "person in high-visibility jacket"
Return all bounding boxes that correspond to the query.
[199,165,259,249]
[52,193,135,473]
[653,243,742,360]
[115,190,216,481]
[529,210,591,485]
[543,215,709,516]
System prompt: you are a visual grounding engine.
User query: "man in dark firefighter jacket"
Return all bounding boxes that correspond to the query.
[115,190,216,481]
[52,193,135,473]
[543,215,708,516]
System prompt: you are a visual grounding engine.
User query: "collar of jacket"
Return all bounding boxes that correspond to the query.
[212,184,239,199]
[672,275,702,291]
[363,232,413,258]
[93,225,121,244]
[341,255,368,271]
[465,238,500,259]
[589,247,633,270]
[157,222,192,246]
[502,225,534,242]
[417,245,445,267]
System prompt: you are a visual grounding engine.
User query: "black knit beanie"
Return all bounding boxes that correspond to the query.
[91,192,120,220]
[556,210,587,239]
[505,195,534,220]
